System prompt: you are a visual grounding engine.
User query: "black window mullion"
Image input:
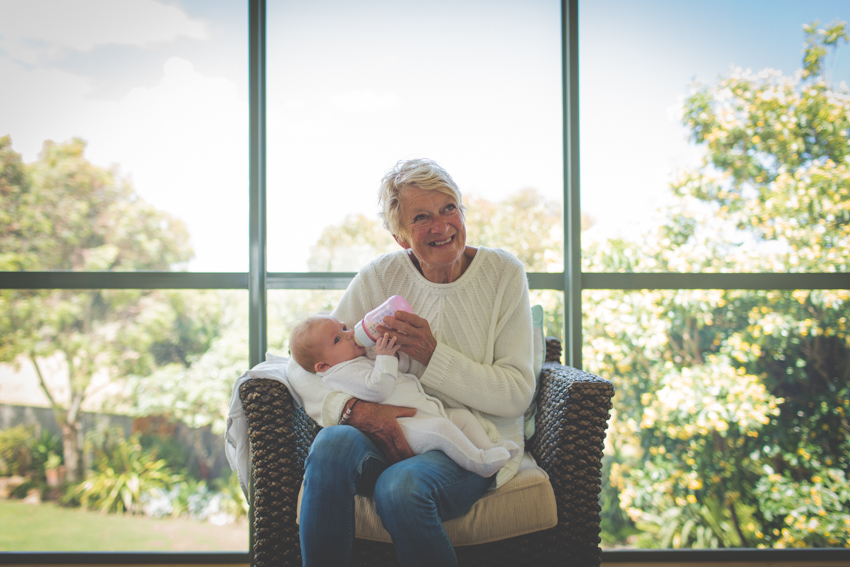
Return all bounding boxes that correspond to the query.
[249,0,267,371]
[563,0,582,369]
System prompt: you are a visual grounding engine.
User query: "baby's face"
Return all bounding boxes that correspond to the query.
[313,316,366,371]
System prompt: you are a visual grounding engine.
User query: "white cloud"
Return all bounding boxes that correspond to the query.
[86,57,249,271]
[0,0,207,63]
[1,53,248,271]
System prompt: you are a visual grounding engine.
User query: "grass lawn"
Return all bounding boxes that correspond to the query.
[0,499,249,552]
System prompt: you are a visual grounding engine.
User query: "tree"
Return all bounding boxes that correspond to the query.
[126,290,246,481]
[583,20,850,548]
[0,136,206,482]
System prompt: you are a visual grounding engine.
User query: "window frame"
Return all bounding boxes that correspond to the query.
[0,0,849,563]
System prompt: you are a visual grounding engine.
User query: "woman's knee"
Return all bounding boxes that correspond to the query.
[373,461,436,522]
[306,426,367,472]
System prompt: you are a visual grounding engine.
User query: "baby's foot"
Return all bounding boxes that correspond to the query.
[466,447,511,477]
[495,439,521,460]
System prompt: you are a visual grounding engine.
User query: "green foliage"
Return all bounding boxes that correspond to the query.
[631,499,758,549]
[465,188,563,273]
[0,135,212,482]
[161,479,207,519]
[75,430,180,515]
[145,291,222,368]
[802,20,849,80]
[138,472,247,523]
[127,290,244,437]
[585,20,850,549]
[755,465,850,547]
[308,213,397,272]
[0,425,35,477]
[137,432,190,478]
[30,429,63,479]
[213,470,249,520]
[0,136,191,274]
[600,452,641,545]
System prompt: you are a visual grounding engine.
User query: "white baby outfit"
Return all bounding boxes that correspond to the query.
[320,351,520,478]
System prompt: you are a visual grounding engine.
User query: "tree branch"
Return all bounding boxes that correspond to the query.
[30,352,61,412]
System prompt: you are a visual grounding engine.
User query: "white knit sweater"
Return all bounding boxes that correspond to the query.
[286,246,534,487]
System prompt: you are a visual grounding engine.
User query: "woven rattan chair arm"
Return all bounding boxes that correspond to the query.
[239,378,320,567]
[529,362,613,478]
[527,362,614,560]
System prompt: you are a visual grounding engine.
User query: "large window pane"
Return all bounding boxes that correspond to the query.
[584,288,850,548]
[0,0,248,272]
[580,0,850,273]
[0,289,249,551]
[267,0,563,272]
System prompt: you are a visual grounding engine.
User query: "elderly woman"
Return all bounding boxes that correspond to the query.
[289,158,535,567]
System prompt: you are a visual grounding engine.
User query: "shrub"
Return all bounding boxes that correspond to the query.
[214,470,249,520]
[0,425,35,477]
[139,472,247,524]
[31,429,63,480]
[75,431,181,514]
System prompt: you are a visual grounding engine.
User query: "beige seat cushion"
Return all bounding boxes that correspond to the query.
[296,452,557,546]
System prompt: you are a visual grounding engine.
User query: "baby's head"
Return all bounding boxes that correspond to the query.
[290,315,366,373]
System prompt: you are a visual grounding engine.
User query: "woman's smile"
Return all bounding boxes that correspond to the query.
[430,235,454,247]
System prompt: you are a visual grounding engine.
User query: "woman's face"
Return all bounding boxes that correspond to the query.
[394,187,466,273]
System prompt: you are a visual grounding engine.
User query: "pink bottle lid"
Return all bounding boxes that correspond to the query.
[354,295,412,347]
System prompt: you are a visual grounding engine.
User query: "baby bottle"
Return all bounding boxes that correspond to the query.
[354,295,413,347]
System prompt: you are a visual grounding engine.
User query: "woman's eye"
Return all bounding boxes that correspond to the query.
[445,203,456,211]
[413,215,428,223]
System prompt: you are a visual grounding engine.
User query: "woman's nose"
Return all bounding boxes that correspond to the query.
[431,219,449,233]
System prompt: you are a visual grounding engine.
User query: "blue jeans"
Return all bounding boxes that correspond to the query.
[299,425,494,567]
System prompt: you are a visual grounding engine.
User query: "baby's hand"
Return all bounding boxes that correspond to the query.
[376,333,401,357]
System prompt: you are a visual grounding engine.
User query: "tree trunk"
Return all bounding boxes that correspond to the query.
[191,428,212,480]
[31,352,87,483]
[60,419,82,483]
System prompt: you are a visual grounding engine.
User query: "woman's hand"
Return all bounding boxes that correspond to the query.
[346,399,416,463]
[377,310,437,366]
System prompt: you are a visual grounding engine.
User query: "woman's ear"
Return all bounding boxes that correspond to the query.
[393,234,411,249]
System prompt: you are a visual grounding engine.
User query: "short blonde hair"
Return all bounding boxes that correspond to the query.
[377,159,465,239]
[289,316,327,372]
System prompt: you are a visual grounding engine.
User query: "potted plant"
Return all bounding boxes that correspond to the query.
[44,452,64,487]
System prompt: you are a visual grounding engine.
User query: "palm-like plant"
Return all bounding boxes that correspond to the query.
[76,432,181,514]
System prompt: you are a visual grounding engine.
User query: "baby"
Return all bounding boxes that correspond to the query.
[289,314,520,478]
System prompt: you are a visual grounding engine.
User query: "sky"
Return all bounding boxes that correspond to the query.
[579,0,850,240]
[1,0,849,272]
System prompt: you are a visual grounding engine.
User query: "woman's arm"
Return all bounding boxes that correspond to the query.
[381,257,535,418]
[342,397,415,463]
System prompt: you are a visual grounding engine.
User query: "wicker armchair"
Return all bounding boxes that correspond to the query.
[239,338,614,567]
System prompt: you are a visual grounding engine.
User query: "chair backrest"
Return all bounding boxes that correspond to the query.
[523,304,545,439]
